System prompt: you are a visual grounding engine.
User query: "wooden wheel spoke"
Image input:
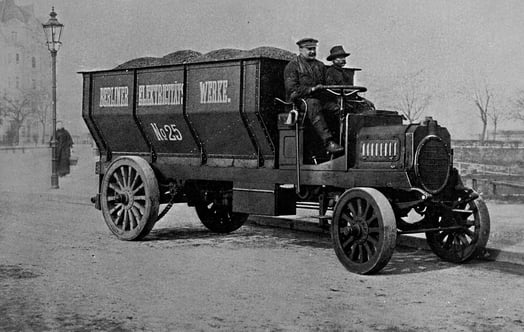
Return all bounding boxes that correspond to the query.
[133,183,145,195]
[127,167,133,190]
[109,203,123,216]
[112,171,125,190]
[340,211,352,225]
[457,233,470,247]
[342,235,355,250]
[349,243,359,261]
[368,226,380,234]
[366,214,378,226]
[367,235,378,246]
[133,195,146,201]
[128,209,138,229]
[130,170,139,191]
[131,206,142,222]
[120,167,128,188]
[347,203,357,218]
[443,234,454,249]
[358,245,365,263]
[356,198,363,217]
[363,202,371,220]
[109,183,123,194]
[123,209,130,230]
[114,208,124,226]
[134,201,145,215]
[364,241,375,259]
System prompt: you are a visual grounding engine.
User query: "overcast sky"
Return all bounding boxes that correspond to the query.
[19,0,524,138]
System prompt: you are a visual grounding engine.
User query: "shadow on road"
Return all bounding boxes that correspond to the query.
[145,224,467,276]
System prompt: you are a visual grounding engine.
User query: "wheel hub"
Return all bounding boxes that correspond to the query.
[345,218,369,244]
[116,191,133,208]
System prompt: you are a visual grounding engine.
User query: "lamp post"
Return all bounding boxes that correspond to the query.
[42,7,63,189]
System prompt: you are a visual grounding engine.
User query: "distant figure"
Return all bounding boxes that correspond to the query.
[325,45,375,113]
[56,121,73,177]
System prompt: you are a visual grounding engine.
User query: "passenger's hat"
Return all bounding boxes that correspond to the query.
[296,38,318,48]
[327,45,350,61]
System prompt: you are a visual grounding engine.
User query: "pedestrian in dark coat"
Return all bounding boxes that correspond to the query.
[325,45,375,113]
[56,121,73,177]
[283,38,343,154]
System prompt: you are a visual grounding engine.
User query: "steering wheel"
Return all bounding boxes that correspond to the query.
[321,85,367,97]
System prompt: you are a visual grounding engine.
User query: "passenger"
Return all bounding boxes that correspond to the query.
[325,45,375,113]
[284,38,344,154]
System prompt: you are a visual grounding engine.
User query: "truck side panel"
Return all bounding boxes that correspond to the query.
[91,71,150,154]
[186,62,257,166]
[136,67,200,160]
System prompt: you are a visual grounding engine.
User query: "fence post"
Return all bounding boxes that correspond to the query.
[472,178,478,191]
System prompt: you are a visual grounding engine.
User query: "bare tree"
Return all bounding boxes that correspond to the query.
[30,88,52,144]
[488,103,509,141]
[511,90,524,122]
[0,89,41,145]
[459,78,493,144]
[371,69,433,123]
[395,70,432,122]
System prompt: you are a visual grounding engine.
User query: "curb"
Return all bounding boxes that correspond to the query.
[247,216,524,267]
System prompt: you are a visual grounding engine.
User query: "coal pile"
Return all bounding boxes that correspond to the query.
[114,57,165,70]
[162,50,202,65]
[113,46,295,69]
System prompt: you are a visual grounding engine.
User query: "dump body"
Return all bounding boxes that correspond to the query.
[82,57,288,169]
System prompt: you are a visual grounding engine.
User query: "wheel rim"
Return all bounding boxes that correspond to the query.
[331,188,396,274]
[101,157,159,240]
[426,199,490,263]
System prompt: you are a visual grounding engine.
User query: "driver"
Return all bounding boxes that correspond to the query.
[284,38,344,154]
[325,45,375,113]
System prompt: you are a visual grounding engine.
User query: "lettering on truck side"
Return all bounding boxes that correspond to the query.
[138,83,184,106]
[150,122,183,141]
[199,80,231,104]
[99,86,129,107]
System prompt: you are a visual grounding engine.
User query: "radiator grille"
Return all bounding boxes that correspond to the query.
[415,136,450,193]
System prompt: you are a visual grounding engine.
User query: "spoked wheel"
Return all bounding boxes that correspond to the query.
[101,156,159,240]
[426,198,490,263]
[331,188,397,274]
[195,198,248,234]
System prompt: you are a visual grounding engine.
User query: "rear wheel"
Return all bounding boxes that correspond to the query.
[193,185,247,233]
[195,203,247,233]
[426,198,490,263]
[331,188,397,274]
[100,156,159,240]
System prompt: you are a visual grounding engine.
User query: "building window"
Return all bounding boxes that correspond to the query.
[32,57,36,68]
[11,31,17,42]
[16,76,19,89]
[32,79,36,89]
[16,53,20,64]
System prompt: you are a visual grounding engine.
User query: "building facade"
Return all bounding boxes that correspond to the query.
[0,0,51,145]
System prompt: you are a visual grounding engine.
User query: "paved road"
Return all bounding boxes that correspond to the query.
[1,191,524,331]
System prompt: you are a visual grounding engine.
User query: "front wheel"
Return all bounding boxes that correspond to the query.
[426,198,490,263]
[331,188,397,274]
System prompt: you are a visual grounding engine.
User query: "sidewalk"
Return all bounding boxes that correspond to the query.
[2,145,523,266]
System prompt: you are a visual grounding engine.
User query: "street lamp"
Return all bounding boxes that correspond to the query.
[42,7,63,189]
